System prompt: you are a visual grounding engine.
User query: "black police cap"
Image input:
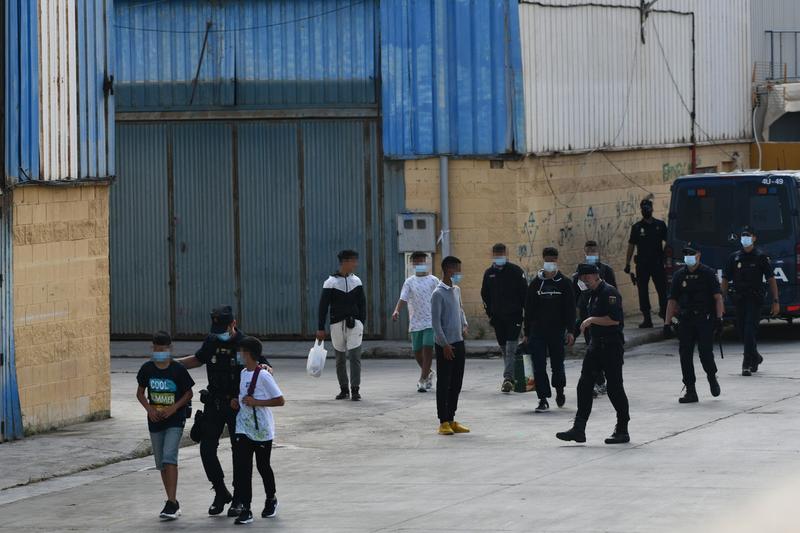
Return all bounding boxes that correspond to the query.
[682,243,698,255]
[741,225,755,236]
[577,263,600,276]
[210,305,234,333]
[640,198,653,207]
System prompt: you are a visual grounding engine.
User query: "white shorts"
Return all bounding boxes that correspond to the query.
[330,319,364,352]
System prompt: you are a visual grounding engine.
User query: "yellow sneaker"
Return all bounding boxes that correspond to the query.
[450,421,471,433]
[438,422,454,435]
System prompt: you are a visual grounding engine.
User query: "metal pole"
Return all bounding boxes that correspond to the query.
[439,155,451,258]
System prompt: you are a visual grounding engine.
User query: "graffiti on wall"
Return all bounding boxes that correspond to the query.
[517,209,553,277]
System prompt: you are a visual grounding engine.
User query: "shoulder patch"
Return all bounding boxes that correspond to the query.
[608,295,617,305]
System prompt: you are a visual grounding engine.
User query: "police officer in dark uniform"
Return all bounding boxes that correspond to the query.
[178,306,272,517]
[557,264,630,445]
[624,198,668,328]
[721,227,780,376]
[664,245,724,403]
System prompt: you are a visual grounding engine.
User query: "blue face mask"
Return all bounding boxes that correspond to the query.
[493,256,507,267]
[543,262,558,273]
[236,353,245,365]
[414,264,428,274]
[217,332,231,342]
[684,255,698,267]
[741,236,753,248]
[585,255,599,264]
[451,273,463,285]
[152,351,170,362]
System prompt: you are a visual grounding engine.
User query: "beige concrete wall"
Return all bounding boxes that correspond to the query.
[12,184,111,433]
[405,144,750,337]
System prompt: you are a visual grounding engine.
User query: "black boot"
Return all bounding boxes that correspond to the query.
[708,375,721,397]
[638,316,653,329]
[679,385,699,404]
[351,386,361,401]
[555,388,566,408]
[751,352,763,373]
[604,420,630,444]
[335,388,350,400]
[208,484,232,516]
[556,417,587,443]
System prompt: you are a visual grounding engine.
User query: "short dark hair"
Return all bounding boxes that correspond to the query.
[584,240,598,248]
[239,336,263,359]
[542,246,559,258]
[410,251,428,262]
[492,243,507,254]
[441,255,462,271]
[153,330,172,347]
[337,249,359,262]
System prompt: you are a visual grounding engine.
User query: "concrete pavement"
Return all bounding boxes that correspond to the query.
[3,325,800,531]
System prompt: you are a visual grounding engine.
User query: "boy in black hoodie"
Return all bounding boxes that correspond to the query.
[317,250,367,401]
[524,247,575,412]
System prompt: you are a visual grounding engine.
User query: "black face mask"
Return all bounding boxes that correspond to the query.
[641,207,653,218]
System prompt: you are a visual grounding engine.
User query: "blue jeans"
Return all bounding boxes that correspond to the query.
[150,425,184,470]
[529,332,566,400]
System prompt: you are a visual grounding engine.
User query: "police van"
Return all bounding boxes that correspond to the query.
[666,171,800,320]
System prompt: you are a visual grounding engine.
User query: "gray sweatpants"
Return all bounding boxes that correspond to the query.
[503,341,517,380]
[336,347,362,389]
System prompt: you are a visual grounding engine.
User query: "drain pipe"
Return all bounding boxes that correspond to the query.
[439,156,451,258]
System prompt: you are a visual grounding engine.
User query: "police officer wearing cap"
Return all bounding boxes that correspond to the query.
[664,245,724,403]
[624,198,668,328]
[557,263,630,445]
[721,226,779,376]
[178,306,272,517]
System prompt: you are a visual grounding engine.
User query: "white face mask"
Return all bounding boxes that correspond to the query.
[741,236,753,248]
[585,255,599,264]
[543,262,558,273]
[577,280,588,291]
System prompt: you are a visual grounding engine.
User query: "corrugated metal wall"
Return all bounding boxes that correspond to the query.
[111,120,406,338]
[750,0,800,80]
[0,194,23,441]
[6,0,113,182]
[519,0,751,153]
[381,0,526,157]
[114,0,378,110]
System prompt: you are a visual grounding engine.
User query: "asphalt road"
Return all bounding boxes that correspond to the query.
[3,324,800,532]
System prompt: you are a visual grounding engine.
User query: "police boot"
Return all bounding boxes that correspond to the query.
[335,388,350,400]
[604,420,630,444]
[708,375,721,397]
[638,315,653,329]
[751,351,764,373]
[351,386,361,401]
[679,385,699,404]
[208,484,232,516]
[556,417,587,443]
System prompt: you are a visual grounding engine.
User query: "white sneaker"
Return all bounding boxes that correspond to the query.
[426,370,435,389]
[417,381,427,393]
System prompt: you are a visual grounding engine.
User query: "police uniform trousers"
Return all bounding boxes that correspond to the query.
[734,295,762,368]
[576,336,630,422]
[636,262,668,317]
[677,313,717,386]
[529,331,566,400]
[200,394,240,494]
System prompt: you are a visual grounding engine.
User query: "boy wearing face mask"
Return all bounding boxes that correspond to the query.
[177,306,272,518]
[624,198,668,328]
[524,247,576,412]
[137,331,195,521]
[721,226,779,376]
[480,243,528,393]
[393,252,440,392]
[665,245,724,403]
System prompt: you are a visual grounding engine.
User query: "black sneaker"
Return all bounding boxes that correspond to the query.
[751,353,764,373]
[335,389,350,400]
[535,399,549,413]
[351,386,361,401]
[234,509,254,525]
[160,500,181,521]
[228,500,245,518]
[742,367,752,377]
[209,486,233,516]
[262,498,279,518]
[555,389,566,408]
[501,379,514,393]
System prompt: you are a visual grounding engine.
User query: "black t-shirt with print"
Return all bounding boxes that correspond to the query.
[136,361,195,432]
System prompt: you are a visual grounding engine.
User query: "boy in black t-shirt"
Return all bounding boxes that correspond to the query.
[136,331,195,521]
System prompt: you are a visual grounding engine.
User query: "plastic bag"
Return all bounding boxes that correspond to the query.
[306,340,327,378]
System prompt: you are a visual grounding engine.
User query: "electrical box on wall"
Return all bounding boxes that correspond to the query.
[397,212,436,253]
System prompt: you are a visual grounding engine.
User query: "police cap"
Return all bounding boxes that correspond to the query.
[741,225,755,236]
[210,305,234,333]
[640,198,653,207]
[682,243,698,255]
[577,263,600,276]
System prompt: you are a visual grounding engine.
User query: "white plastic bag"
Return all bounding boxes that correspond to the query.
[306,340,327,378]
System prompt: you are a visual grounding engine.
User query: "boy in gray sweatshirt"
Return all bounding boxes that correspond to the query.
[430,256,470,436]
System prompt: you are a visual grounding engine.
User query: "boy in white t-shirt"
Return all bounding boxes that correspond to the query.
[231,337,285,525]
[392,251,440,392]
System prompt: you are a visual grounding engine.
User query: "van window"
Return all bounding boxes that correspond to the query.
[674,185,736,247]
[744,183,792,243]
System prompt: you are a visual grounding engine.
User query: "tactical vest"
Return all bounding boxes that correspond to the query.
[678,268,714,315]
[731,252,765,297]
[205,343,242,397]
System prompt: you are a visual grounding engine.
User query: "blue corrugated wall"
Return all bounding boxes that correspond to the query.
[380,0,526,158]
[114,0,378,110]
